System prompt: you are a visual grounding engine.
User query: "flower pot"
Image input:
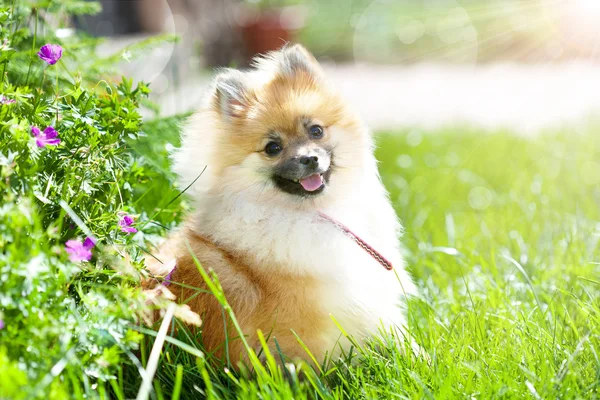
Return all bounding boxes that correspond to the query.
[238,6,305,60]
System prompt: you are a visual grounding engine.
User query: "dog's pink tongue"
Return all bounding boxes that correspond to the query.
[300,174,323,191]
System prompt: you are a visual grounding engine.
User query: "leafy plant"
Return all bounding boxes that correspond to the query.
[0,1,182,398]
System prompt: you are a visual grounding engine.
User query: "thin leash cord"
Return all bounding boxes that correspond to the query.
[162,212,394,285]
[317,212,393,271]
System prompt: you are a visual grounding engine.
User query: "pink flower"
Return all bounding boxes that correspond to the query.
[0,95,15,105]
[0,320,4,330]
[119,214,138,234]
[32,126,61,148]
[65,237,96,262]
[37,44,63,65]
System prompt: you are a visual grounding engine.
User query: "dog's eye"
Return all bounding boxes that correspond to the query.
[265,141,283,156]
[309,125,324,139]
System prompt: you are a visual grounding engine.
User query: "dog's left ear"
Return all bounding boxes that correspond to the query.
[277,44,324,79]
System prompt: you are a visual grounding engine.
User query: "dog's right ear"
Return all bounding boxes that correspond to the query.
[213,69,248,121]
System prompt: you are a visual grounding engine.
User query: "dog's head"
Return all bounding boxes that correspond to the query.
[176,44,373,209]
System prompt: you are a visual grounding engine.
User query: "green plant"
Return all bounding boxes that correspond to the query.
[0,1,182,398]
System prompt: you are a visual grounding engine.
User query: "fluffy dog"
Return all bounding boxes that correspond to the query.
[146,44,416,366]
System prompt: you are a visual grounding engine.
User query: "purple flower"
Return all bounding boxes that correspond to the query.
[162,261,177,286]
[65,237,96,262]
[119,214,138,234]
[32,126,61,148]
[37,44,63,65]
[0,320,4,330]
[0,95,15,105]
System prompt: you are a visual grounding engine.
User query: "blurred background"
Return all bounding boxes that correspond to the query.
[76,0,600,134]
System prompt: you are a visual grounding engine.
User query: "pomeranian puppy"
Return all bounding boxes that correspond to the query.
[145,44,417,366]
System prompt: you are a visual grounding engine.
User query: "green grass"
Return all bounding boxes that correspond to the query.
[129,126,600,399]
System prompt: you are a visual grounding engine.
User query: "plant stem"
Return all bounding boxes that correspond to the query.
[25,8,38,86]
[1,62,6,93]
[41,66,46,90]
[55,68,59,124]
[60,61,75,84]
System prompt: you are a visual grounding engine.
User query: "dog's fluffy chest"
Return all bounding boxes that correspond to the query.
[199,200,407,340]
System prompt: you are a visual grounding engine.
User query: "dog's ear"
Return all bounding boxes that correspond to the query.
[277,44,323,79]
[214,69,249,120]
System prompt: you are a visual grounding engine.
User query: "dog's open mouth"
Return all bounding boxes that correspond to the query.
[273,169,331,196]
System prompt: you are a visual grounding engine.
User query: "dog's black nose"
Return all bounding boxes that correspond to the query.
[299,155,319,169]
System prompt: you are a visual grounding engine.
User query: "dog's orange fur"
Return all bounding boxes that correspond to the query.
[146,227,330,365]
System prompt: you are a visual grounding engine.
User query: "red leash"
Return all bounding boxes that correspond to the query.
[318,212,393,271]
[162,212,393,285]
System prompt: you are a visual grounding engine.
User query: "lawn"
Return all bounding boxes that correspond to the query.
[122,124,600,399]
